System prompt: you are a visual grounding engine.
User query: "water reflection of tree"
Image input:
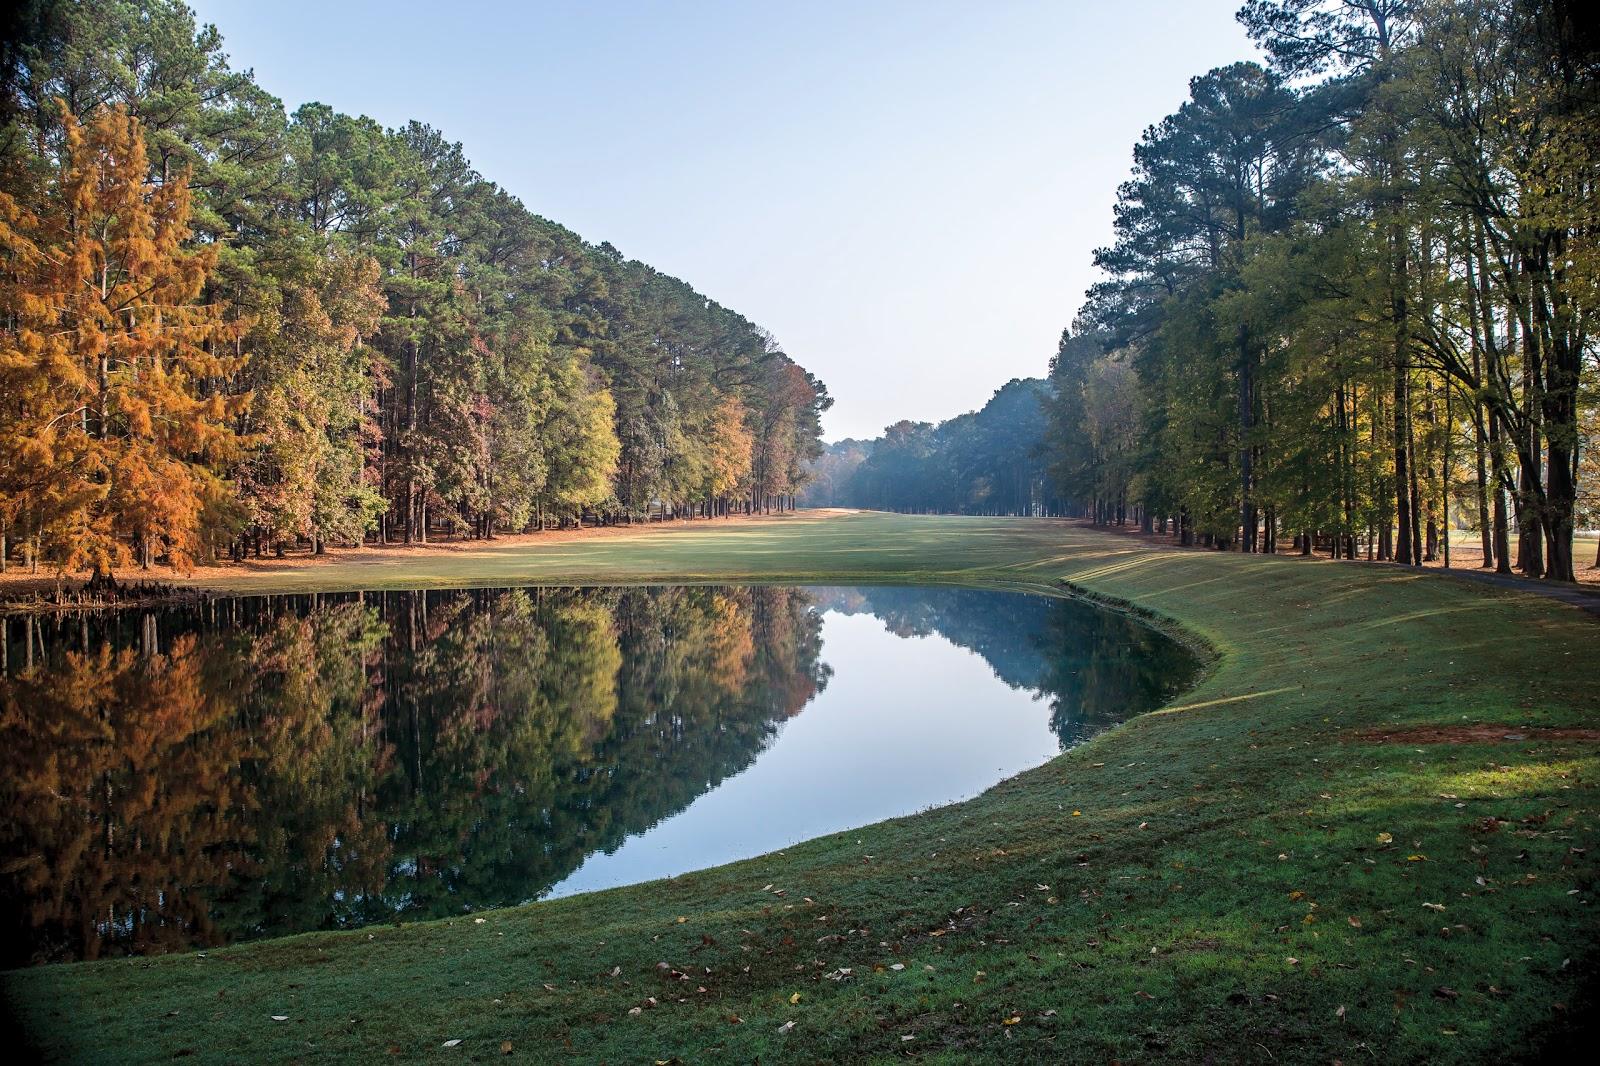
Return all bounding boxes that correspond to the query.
[0,629,250,962]
[812,587,1195,746]
[0,586,827,964]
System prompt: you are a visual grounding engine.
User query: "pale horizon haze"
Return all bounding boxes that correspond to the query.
[190,0,1260,441]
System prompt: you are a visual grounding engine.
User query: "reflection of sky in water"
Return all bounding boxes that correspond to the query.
[551,608,1057,897]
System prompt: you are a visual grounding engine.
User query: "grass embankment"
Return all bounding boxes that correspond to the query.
[6,513,1598,1063]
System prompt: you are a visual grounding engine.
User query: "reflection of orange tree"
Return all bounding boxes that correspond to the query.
[1,585,835,961]
[0,632,249,963]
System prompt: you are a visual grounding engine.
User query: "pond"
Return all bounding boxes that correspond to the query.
[0,584,1196,965]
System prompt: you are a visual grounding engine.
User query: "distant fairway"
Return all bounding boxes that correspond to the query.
[169,511,1102,593]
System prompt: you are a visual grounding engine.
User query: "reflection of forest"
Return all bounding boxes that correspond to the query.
[812,587,1195,746]
[0,586,828,965]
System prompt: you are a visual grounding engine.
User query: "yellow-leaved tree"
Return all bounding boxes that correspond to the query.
[0,106,247,577]
[705,394,754,511]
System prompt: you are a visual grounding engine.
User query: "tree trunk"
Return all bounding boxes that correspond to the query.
[1237,328,1256,553]
[1392,219,1415,565]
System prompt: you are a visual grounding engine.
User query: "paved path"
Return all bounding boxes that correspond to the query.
[1428,565,1600,619]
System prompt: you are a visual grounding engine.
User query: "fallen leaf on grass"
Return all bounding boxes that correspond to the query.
[270,1016,289,1022]
[1003,1015,1023,1025]
[1348,916,1362,927]
[777,1020,795,1034]
[789,992,801,1004]
[442,1039,461,1048]
[1377,832,1393,844]
[1423,902,1446,912]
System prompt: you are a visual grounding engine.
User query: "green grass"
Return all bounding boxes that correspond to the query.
[6,513,1598,1063]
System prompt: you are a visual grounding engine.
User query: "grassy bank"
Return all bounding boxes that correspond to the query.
[5,514,1598,1063]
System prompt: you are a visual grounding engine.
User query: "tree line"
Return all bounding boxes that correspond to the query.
[0,0,828,578]
[1045,0,1597,580]
[801,378,1068,515]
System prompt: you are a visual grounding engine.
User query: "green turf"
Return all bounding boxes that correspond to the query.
[5,513,1597,1063]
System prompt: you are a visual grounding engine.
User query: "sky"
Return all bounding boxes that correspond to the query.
[190,0,1260,441]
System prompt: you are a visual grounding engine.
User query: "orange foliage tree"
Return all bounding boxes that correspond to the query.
[0,106,246,577]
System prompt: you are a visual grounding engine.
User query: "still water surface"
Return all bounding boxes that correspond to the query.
[0,585,1195,964]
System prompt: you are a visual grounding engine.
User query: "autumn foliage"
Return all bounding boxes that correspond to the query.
[2,2,829,576]
[0,106,247,576]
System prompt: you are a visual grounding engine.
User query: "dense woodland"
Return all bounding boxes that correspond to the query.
[1046,0,1598,580]
[0,1,828,578]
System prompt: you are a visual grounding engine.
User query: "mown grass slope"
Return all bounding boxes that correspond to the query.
[5,514,1597,1063]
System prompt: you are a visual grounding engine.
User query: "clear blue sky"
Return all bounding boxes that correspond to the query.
[191,0,1259,441]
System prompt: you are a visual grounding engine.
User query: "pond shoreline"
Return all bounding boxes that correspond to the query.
[3,580,1193,965]
[5,515,1597,1065]
[0,509,859,608]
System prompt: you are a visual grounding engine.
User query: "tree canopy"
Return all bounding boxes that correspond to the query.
[0,0,829,576]
[1043,0,1596,580]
